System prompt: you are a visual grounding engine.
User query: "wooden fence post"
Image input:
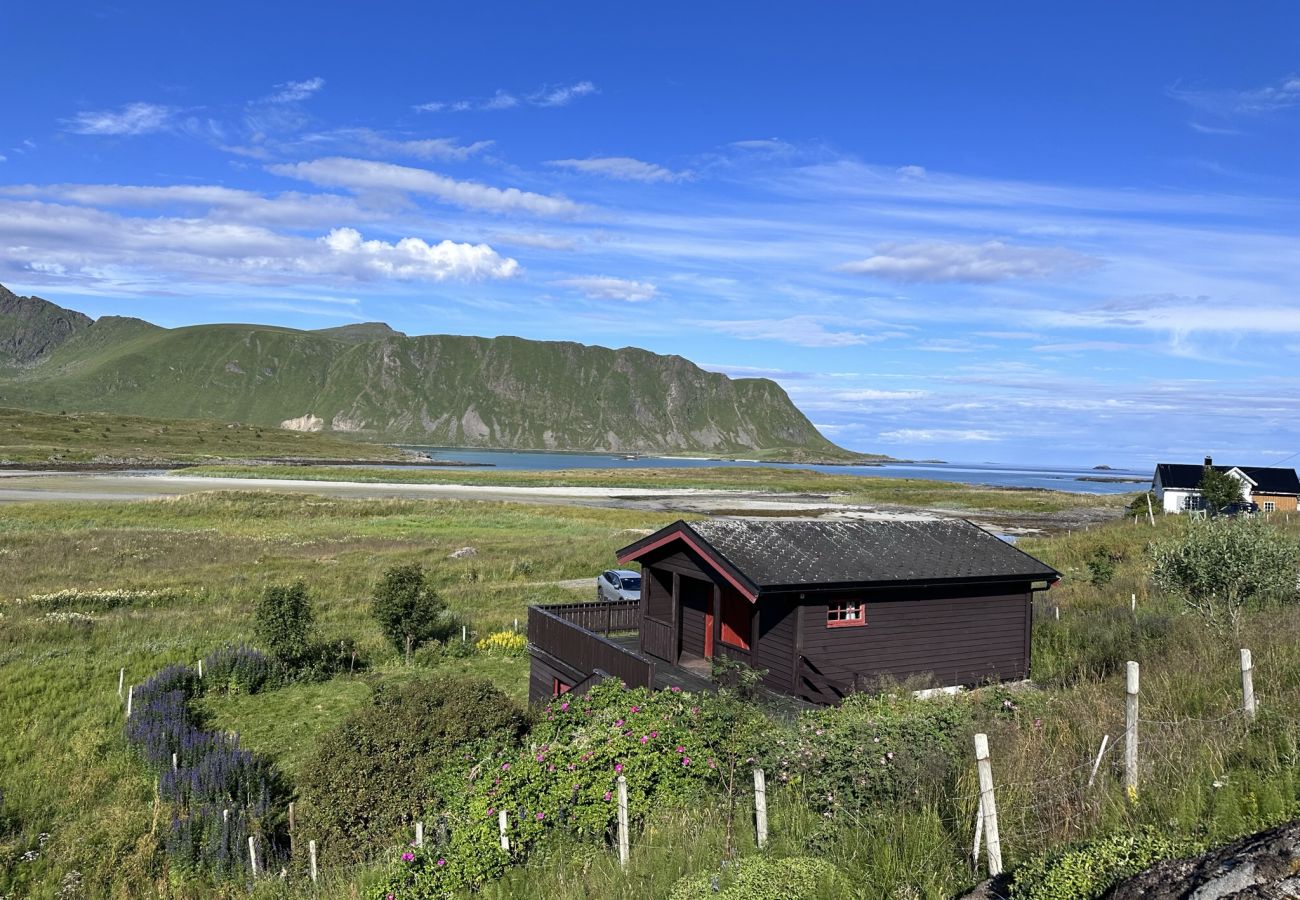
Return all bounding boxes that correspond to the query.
[222,808,229,825]
[171,752,178,772]
[973,733,1002,876]
[1087,734,1110,788]
[309,839,318,883]
[248,836,259,877]
[118,667,125,698]
[1125,661,1140,795]
[616,775,630,867]
[1146,493,1155,526]
[753,768,768,849]
[1241,649,1256,720]
[197,658,203,679]
[971,796,984,870]
[498,809,509,852]
[415,821,424,848]
[288,801,296,855]
[462,625,468,644]
[126,685,134,719]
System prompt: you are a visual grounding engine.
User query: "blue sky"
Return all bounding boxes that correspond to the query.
[3,2,1300,467]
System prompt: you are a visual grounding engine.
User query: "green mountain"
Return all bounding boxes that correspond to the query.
[0,285,867,459]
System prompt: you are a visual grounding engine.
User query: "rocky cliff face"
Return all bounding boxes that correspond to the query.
[0,285,860,458]
[0,285,93,365]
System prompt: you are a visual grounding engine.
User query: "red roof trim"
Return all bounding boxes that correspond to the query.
[617,527,758,602]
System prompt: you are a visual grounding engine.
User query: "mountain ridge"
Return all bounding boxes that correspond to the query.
[0,285,874,460]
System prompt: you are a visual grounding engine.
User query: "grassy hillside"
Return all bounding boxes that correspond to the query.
[0,286,865,460]
[0,408,412,464]
[3,495,1300,899]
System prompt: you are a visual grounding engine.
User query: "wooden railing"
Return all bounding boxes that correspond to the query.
[641,617,675,662]
[528,605,656,690]
[796,655,854,705]
[540,599,640,634]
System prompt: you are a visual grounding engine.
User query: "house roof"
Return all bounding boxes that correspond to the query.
[1155,464,1300,495]
[617,517,1059,597]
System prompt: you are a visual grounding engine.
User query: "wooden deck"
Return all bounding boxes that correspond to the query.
[607,634,717,694]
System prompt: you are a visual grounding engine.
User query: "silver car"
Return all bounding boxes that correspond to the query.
[597,568,642,602]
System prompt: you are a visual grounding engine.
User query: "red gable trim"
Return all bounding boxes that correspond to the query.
[617,527,758,603]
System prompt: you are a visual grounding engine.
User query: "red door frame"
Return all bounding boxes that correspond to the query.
[703,609,714,658]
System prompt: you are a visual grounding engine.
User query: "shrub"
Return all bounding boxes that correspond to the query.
[1150,518,1299,633]
[1010,826,1204,900]
[298,675,527,863]
[475,630,526,656]
[668,855,847,899]
[772,689,970,820]
[372,564,448,655]
[254,581,315,668]
[200,644,273,695]
[1086,547,1120,587]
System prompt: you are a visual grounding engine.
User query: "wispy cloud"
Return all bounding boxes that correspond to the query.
[692,316,879,348]
[837,240,1101,283]
[1169,74,1300,118]
[63,102,173,135]
[546,156,689,183]
[268,157,582,216]
[264,77,325,104]
[553,275,657,301]
[878,428,998,443]
[415,81,596,113]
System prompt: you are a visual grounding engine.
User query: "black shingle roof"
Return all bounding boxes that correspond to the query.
[620,518,1058,592]
[1155,464,1300,494]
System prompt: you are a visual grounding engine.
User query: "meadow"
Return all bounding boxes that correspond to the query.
[2,489,1299,899]
[0,408,408,465]
[182,463,1130,517]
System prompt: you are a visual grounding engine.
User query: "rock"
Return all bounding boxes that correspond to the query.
[449,546,477,559]
[280,413,324,432]
[1103,820,1300,900]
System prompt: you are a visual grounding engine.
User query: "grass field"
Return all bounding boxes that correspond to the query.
[3,490,1300,899]
[0,407,410,465]
[183,463,1135,516]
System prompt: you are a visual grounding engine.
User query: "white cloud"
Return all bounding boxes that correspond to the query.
[896,165,927,178]
[553,275,656,301]
[321,227,518,281]
[837,240,1101,283]
[730,138,795,154]
[879,429,998,443]
[546,156,688,183]
[832,389,929,401]
[1169,75,1300,118]
[0,155,6,163]
[265,77,325,103]
[415,81,595,113]
[532,81,597,107]
[308,128,493,161]
[268,157,582,216]
[63,102,173,136]
[693,316,876,348]
[491,231,579,251]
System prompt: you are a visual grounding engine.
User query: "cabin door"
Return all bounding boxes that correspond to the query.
[678,577,714,660]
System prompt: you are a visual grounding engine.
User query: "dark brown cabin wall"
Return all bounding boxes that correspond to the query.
[798,590,1032,687]
[679,578,710,657]
[528,651,584,704]
[644,566,674,621]
[754,597,795,692]
[643,549,720,583]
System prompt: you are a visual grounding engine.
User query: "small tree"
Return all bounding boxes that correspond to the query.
[1150,518,1299,633]
[254,581,315,668]
[372,563,446,657]
[1198,466,1245,514]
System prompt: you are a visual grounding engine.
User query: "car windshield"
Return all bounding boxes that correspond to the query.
[620,576,642,591]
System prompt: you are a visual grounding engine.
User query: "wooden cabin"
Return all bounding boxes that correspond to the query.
[527,517,1060,705]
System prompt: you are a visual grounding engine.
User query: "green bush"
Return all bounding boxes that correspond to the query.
[668,855,847,899]
[372,563,448,655]
[298,675,527,863]
[1086,547,1120,587]
[1011,826,1204,900]
[254,581,315,668]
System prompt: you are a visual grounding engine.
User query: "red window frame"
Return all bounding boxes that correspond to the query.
[552,677,572,696]
[827,601,866,628]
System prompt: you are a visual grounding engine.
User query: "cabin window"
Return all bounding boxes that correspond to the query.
[1183,494,1205,511]
[552,677,572,696]
[1264,501,1277,512]
[827,602,866,627]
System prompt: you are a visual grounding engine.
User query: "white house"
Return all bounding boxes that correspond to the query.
[1152,456,1300,514]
